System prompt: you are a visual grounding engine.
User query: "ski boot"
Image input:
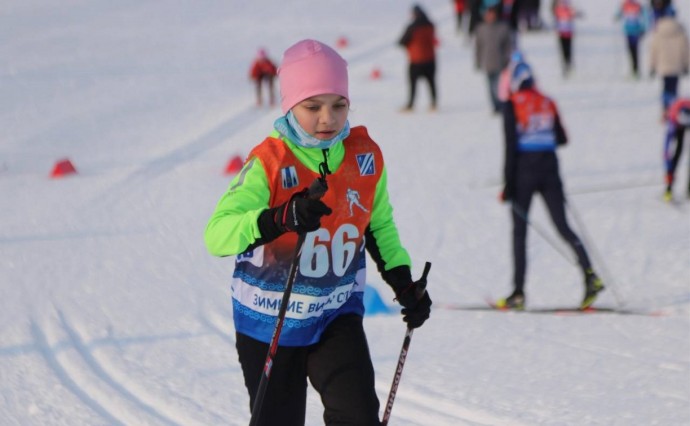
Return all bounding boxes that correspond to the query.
[664,175,673,202]
[581,269,605,309]
[495,291,525,311]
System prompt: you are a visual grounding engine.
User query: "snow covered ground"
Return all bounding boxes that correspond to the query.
[1,0,689,424]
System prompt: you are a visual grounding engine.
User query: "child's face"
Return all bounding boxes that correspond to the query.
[292,94,349,140]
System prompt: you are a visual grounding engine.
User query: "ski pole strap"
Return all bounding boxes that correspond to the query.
[415,261,431,299]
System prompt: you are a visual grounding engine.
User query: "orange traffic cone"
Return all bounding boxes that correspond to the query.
[50,158,77,178]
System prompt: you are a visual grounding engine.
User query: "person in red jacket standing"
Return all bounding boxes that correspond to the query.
[249,48,278,107]
[398,4,438,112]
[662,97,690,201]
[552,0,582,77]
[499,62,605,310]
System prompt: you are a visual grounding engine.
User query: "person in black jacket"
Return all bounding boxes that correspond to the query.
[498,62,605,310]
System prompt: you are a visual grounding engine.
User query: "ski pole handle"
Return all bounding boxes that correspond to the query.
[307,176,328,200]
[415,261,431,300]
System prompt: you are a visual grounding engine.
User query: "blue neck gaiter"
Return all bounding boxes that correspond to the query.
[274,111,350,149]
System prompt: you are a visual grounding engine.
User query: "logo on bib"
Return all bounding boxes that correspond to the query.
[356,153,375,176]
[346,188,369,216]
[281,166,299,189]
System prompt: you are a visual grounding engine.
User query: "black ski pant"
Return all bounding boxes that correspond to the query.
[626,35,640,76]
[665,125,688,192]
[558,36,572,72]
[486,71,502,113]
[237,313,381,426]
[406,60,437,109]
[662,76,679,112]
[254,75,275,106]
[511,154,592,292]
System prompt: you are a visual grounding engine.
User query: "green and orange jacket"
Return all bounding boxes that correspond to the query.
[204,125,411,345]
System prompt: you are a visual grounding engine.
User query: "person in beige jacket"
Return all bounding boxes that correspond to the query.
[648,8,689,116]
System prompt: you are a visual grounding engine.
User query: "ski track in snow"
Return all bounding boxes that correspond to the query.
[29,307,236,426]
[3,1,689,424]
[374,384,531,426]
[87,105,274,211]
[32,312,176,425]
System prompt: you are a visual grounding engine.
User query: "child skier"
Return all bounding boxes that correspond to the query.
[615,0,648,78]
[552,0,582,77]
[248,48,278,107]
[205,39,432,425]
[662,97,690,201]
[498,61,605,310]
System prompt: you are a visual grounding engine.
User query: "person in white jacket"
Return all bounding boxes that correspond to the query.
[648,8,689,117]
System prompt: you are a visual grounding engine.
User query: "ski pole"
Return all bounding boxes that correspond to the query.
[382,261,431,426]
[249,176,328,426]
[564,199,625,307]
[510,202,578,266]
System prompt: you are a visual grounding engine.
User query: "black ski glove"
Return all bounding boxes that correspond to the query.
[383,265,432,329]
[258,188,332,241]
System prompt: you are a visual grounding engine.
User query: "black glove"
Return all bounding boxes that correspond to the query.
[275,190,332,233]
[257,189,332,241]
[383,265,432,329]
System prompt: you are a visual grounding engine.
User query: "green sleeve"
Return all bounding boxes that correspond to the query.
[204,157,271,256]
[367,166,412,271]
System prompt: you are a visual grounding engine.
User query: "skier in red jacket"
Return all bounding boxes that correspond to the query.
[398,4,438,112]
[249,48,278,107]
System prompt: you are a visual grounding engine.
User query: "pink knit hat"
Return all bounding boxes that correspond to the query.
[278,39,349,113]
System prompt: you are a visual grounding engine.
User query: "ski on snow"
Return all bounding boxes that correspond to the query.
[435,300,664,317]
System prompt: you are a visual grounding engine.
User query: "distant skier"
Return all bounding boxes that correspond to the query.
[662,97,690,201]
[498,61,605,310]
[615,0,648,78]
[452,0,468,34]
[398,4,438,112]
[551,0,582,77]
[248,48,278,107]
